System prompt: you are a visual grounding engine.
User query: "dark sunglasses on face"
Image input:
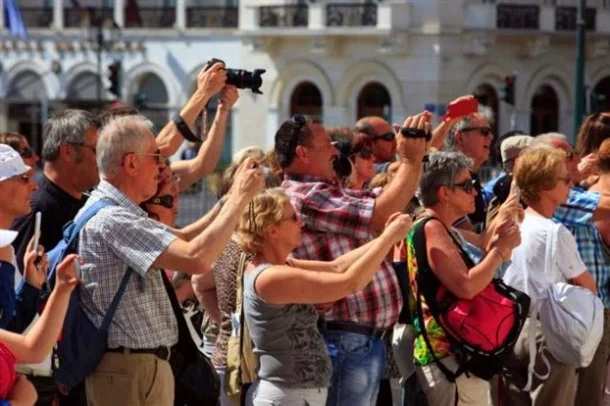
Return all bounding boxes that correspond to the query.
[461,127,493,137]
[373,132,395,142]
[452,179,476,194]
[20,146,34,159]
[149,194,174,209]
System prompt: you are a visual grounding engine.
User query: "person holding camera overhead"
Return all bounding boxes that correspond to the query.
[276,112,429,405]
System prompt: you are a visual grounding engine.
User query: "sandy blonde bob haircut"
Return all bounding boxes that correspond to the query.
[514,146,567,205]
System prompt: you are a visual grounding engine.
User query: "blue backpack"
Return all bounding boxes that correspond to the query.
[47,199,133,391]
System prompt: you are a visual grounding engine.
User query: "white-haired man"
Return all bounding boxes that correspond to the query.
[76,115,263,404]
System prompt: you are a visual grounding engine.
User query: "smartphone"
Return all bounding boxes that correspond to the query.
[74,260,82,280]
[447,98,478,119]
[33,211,41,254]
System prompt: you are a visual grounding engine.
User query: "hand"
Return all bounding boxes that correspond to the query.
[230,157,265,204]
[218,85,239,112]
[578,153,599,179]
[7,375,38,405]
[23,239,47,290]
[497,184,524,224]
[196,62,227,97]
[54,254,80,293]
[489,219,521,258]
[396,112,430,164]
[384,213,414,243]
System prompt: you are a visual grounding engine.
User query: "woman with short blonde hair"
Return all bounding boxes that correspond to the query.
[237,188,411,405]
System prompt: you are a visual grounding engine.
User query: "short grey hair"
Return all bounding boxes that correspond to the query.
[530,132,569,148]
[97,115,155,179]
[417,151,473,207]
[445,106,495,150]
[42,109,100,162]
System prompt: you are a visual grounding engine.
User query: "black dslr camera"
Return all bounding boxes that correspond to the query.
[206,58,266,95]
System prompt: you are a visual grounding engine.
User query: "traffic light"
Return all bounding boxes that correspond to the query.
[590,91,607,114]
[502,74,517,106]
[107,61,121,99]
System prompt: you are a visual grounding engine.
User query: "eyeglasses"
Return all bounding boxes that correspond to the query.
[373,132,395,142]
[20,146,34,159]
[461,127,493,137]
[126,150,165,164]
[68,142,97,154]
[351,148,373,160]
[452,179,476,194]
[149,194,175,209]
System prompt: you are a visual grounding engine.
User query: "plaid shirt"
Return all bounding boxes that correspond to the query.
[554,188,610,307]
[282,175,402,329]
[78,181,178,348]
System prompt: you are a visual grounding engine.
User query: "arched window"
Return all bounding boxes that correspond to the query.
[290,81,322,119]
[133,73,170,130]
[357,82,391,121]
[66,72,99,101]
[530,85,559,136]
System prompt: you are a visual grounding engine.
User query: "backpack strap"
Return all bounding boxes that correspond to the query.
[100,268,133,332]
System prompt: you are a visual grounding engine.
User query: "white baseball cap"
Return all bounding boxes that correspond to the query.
[0,144,30,182]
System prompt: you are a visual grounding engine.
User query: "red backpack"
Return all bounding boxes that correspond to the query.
[408,216,530,381]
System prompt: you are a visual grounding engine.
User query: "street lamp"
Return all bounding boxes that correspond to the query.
[87,10,121,104]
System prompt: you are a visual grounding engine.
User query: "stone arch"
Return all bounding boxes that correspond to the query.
[336,61,404,125]
[124,62,179,108]
[60,61,98,100]
[1,60,55,100]
[523,64,572,112]
[465,63,506,95]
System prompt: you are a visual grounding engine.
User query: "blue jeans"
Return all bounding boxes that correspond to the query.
[323,330,385,406]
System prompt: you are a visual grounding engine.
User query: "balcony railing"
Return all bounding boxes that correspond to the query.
[259,5,308,28]
[326,3,377,27]
[20,8,53,28]
[64,8,114,28]
[124,7,175,28]
[555,6,596,30]
[186,6,238,28]
[496,4,540,29]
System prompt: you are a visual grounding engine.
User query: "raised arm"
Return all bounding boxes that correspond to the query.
[154,158,264,274]
[172,86,238,191]
[0,254,79,364]
[254,214,412,305]
[370,114,428,232]
[156,63,227,157]
[428,95,477,151]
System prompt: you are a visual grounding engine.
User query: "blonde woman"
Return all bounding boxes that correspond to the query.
[237,188,412,406]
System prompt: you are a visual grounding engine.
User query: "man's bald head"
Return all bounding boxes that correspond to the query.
[354,116,395,163]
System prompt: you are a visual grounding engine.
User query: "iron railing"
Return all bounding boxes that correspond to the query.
[496,4,540,29]
[259,5,308,27]
[19,8,53,28]
[124,7,176,28]
[186,6,239,28]
[555,6,596,30]
[326,3,377,27]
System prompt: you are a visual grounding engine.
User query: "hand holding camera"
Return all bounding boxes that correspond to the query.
[197,61,227,97]
[397,111,431,164]
[204,58,266,94]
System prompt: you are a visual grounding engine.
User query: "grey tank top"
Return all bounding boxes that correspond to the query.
[243,263,332,388]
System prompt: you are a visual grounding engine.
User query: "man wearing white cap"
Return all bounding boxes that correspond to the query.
[0,144,47,332]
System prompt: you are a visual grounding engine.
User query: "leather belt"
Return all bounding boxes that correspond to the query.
[106,346,171,361]
[318,320,388,339]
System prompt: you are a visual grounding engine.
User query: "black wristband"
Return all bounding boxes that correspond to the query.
[172,113,200,142]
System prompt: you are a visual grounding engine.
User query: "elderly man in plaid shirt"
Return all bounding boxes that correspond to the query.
[75,115,264,405]
[528,132,610,406]
[276,113,428,405]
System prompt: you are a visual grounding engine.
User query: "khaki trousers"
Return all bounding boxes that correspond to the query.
[500,318,576,406]
[85,352,174,406]
[415,356,490,406]
[575,309,610,406]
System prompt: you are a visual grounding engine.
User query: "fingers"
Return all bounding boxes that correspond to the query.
[205,61,225,72]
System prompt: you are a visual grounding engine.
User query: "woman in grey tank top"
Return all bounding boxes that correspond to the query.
[236,188,412,406]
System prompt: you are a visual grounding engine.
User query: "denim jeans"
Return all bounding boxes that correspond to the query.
[323,330,385,406]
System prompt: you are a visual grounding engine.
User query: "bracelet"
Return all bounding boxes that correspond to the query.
[492,247,507,263]
[172,113,200,142]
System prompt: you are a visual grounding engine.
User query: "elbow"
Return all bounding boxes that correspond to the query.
[451,280,478,300]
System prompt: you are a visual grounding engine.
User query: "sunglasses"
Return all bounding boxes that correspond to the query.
[149,194,175,209]
[373,132,395,142]
[20,146,34,159]
[461,127,493,137]
[351,148,373,160]
[452,179,476,194]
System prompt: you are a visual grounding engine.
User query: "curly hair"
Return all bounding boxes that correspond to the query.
[236,188,290,254]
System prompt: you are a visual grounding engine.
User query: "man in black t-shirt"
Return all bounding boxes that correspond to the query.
[12,110,100,272]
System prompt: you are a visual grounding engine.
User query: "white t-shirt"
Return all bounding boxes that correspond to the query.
[503,214,586,304]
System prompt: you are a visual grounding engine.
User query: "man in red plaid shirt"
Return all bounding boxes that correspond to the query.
[276,113,429,405]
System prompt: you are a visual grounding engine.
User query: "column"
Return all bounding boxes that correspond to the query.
[175,0,186,29]
[114,0,124,27]
[0,0,4,29]
[53,0,63,29]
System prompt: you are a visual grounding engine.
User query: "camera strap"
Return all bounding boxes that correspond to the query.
[172,112,200,142]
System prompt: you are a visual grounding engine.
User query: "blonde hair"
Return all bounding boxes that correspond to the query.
[514,147,567,205]
[237,188,291,254]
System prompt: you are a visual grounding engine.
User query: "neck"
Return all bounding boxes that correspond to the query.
[593,173,610,192]
[254,243,291,266]
[284,166,328,182]
[423,206,460,229]
[527,199,556,219]
[104,177,144,205]
[44,163,82,199]
[0,212,15,229]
